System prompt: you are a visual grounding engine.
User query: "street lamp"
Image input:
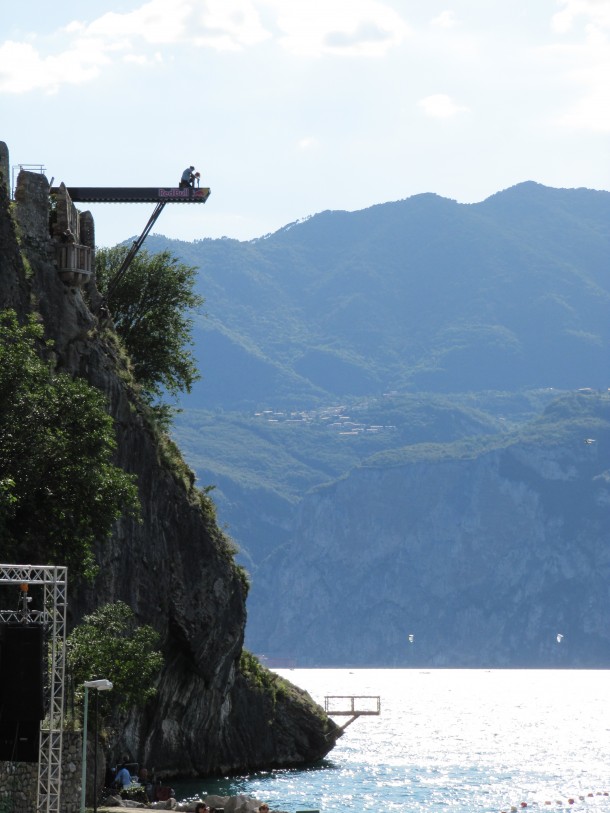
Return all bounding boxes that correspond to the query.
[81,679,113,813]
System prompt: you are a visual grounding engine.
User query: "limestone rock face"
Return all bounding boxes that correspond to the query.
[0,159,338,775]
[251,401,610,667]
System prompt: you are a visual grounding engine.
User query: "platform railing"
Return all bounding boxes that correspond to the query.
[324,695,381,736]
[324,695,381,715]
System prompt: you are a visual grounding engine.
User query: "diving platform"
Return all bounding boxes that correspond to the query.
[324,695,381,733]
[50,186,211,203]
[49,181,211,297]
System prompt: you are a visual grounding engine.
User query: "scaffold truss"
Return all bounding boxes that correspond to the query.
[0,564,68,813]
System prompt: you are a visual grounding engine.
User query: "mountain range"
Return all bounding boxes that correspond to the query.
[144,181,610,665]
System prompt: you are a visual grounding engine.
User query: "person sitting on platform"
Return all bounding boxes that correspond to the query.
[179,165,196,188]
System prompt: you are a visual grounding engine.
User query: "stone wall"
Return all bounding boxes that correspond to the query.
[0,732,85,813]
[14,171,53,252]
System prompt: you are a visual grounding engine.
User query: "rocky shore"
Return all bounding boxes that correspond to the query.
[98,794,275,812]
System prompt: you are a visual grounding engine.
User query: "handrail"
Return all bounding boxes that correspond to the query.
[325,695,381,715]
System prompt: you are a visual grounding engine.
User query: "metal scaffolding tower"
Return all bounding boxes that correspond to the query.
[0,564,68,813]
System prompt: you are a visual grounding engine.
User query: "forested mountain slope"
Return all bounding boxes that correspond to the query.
[147,181,610,410]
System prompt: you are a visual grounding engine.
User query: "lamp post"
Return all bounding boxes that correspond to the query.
[81,679,113,813]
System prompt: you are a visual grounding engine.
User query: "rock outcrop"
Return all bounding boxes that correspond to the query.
[0,145,338,775]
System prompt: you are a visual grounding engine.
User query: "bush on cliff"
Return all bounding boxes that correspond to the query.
[95,246,203,407]
[0,310,140,579]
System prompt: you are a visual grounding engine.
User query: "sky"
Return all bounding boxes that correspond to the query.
[1,0,609,246]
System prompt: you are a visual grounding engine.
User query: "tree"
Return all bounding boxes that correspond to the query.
[0,310,140,578]
[95,247,204,403]
[66,601,163,713]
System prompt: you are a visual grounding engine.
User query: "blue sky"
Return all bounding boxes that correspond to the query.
[2,0,609,246]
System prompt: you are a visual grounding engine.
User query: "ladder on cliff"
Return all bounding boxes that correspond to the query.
[324,695,380,734]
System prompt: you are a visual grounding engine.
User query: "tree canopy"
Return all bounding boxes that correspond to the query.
[95,247,204,403]
[0,310,139,579]
[66,601,163,713]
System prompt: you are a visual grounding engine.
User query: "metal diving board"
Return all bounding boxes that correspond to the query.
[50,186,211,203]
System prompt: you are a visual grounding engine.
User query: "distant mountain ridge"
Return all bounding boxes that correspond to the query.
[146,182,610,666]
[148,182,610,410]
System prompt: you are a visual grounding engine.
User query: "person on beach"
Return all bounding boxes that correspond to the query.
[113,756,132,788]
[138,767,154,801]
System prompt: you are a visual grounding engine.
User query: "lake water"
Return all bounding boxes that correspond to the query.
[174,669,610,813]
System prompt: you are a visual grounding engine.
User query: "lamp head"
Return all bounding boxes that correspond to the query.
[84,678,113,691]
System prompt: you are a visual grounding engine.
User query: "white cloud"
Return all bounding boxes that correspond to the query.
[554,29,610,131]
[123,54,148,65]
[193,0,271,51]
[552,0,610,33]
[297,136,319,150]
[85,0,193,44]
[0,38,108,94]
[0,0,408,95]
[0,0,271,94]
[431,10,458,29]
[418,93,468,119]
[270,0,410,57]
[544,2,610,132]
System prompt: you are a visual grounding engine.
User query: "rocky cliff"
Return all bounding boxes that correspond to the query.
[249,394,610,667]
[0,145,338,775]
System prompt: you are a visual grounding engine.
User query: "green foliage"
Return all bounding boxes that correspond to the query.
[234,562,251,595]
[119,784,149,804]
[238,650,330,726]
[239,649,283,697]
[95,246,204,403]
[0,310,140,579]
[66,601,163,714]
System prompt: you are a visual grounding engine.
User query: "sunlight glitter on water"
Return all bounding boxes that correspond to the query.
[174,670,610,813]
